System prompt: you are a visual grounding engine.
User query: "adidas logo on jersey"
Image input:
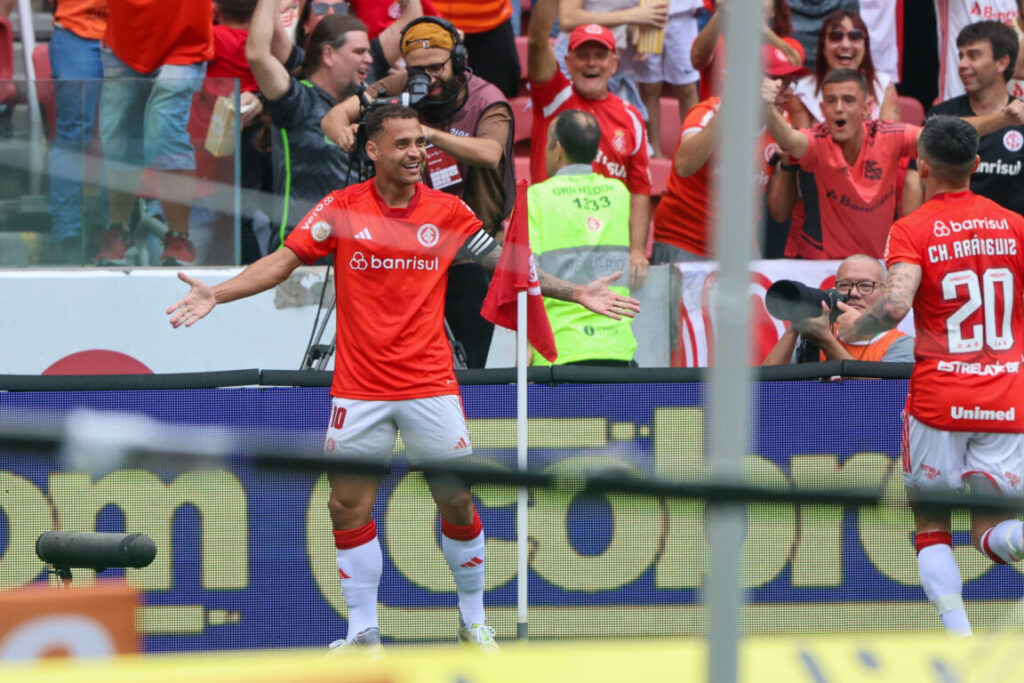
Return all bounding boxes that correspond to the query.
[355,228,372,240]
[454,436,469,450]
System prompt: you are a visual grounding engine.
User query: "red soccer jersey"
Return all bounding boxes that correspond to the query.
[349,0,437,39]
[799,120,918,258]
[285,180,483,400]
[207,25,259,92]
[529,69,652,195]
[886,190,1024,431]
[653,97,779,256]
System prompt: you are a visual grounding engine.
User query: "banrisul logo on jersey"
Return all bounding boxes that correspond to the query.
[348,250,438,271]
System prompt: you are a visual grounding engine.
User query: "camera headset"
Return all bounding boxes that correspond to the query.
[400,15,468,77]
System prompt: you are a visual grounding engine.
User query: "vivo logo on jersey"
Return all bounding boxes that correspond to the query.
[950,405,1016,421]
[932,217,1010,237]
[348,250,439,271]
[976,159,1021,175]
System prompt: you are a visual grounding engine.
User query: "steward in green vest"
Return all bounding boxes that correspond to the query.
[527,109,638,366]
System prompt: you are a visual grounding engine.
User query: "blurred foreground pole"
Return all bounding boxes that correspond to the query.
[16,0,43,194]
[707,1,761,681]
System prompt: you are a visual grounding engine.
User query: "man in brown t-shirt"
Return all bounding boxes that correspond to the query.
[322,17,514,368]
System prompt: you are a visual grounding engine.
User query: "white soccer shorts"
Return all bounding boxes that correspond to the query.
[902,414,1024,495]
[322,394,472,465]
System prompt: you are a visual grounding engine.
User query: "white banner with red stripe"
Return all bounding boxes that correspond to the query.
[672,259,916,367]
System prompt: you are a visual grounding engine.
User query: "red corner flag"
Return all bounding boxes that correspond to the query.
[480,180,558,362]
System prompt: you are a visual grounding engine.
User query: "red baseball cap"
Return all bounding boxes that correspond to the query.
[762,41,809,78]
[569,24,616,53]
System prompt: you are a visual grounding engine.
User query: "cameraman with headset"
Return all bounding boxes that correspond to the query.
[762,254,914,365]
[322,17,514,368]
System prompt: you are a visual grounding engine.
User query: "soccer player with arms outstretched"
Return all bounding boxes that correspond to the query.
[166,104,639,651]
[837,115,1024,637]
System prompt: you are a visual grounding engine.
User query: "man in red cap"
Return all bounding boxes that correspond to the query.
[651,43,807,262]
[527,0,652,289]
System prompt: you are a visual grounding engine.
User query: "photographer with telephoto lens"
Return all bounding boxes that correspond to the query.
[762,253,914,364]
[322,16,515,368]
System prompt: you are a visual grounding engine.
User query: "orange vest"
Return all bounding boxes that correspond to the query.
[435,0,513,34]
[818,328,906,362]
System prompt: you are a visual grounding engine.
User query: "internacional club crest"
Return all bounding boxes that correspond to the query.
[1004,129,1023,152]
[417,223,440,247]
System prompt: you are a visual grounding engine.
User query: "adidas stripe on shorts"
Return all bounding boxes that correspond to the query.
[323,395,472,465]
[903,414,1024,495]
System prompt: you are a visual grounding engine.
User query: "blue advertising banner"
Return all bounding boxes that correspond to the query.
[1,382,1021,651]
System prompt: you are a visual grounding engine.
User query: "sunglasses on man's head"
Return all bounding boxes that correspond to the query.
[826,29,865,43]
[311,1,349,15]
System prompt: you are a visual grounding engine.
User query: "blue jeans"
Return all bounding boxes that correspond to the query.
[47,26,104,243]
[510,0,521,36]
[99,48,206,171]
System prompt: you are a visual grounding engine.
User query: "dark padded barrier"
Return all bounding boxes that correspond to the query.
[0,362,914,391]
[259,370,332,387]
[757,361,845,382]
[0,369,261,392]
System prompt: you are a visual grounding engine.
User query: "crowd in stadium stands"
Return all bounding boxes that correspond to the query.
[18,0,1024,362]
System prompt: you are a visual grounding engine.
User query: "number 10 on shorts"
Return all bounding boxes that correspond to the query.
[331,405,347,430]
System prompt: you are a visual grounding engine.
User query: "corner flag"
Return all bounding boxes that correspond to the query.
[480,180,558,362]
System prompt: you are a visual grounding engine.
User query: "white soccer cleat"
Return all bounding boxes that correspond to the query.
[458,622,499,652]
[326,627,383,658]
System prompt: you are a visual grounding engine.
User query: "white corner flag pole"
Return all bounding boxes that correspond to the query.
[516,288,529,640]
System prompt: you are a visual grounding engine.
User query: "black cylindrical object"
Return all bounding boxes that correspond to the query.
[765,279,841,322]
[35,531,157,571]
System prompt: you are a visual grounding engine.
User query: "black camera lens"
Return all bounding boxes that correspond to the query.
[405,68,433,108]
[765,279,846,322]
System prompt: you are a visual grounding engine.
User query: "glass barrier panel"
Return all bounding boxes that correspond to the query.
[0,77,242,267]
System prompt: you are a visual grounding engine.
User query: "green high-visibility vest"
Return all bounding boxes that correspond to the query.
[527,171,637,366]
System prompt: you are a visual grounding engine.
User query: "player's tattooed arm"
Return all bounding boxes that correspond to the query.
[478,244,640,320]
[537,269,584,303]
[478,243,581,302]
[853,262,921,337]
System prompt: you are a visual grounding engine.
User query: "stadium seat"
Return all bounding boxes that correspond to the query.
[0,17,16,123]
[32,45,56,140]
[659,97,681,157]
[515,35,529,77]
[898,95,925,126]
[509,96,531,139]
[649,157,671,196]
[514,35,556,94]
[509,95,532,150]
[514,154,531,185]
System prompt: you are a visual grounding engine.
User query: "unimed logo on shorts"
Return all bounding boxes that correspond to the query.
[950,405,1016,421]
[348,251,439,271]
